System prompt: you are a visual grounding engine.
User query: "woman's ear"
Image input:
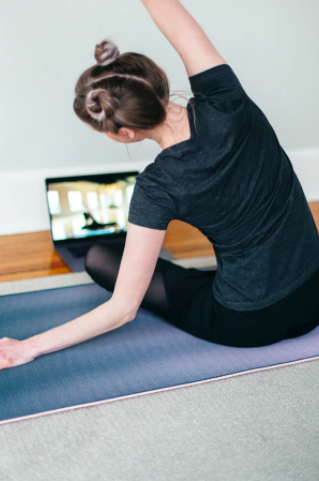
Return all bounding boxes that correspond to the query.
[105,129,133,143]
[118,127,136,140]
[105,127,144,144]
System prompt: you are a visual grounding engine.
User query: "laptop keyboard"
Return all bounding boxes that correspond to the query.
[67,245,92,259]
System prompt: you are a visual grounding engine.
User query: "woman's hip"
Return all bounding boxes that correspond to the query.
[211,264,319,347]
[161,260,319,348]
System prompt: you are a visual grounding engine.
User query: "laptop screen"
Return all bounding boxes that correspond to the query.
[45,171,139,242]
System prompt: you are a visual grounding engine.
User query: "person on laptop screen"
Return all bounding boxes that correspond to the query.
[81,200,118,231]
[1,0,319,369]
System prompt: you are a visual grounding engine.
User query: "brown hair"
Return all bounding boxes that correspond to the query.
[73,38,196,138]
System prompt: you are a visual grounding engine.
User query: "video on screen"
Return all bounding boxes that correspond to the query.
[47,175,136,241]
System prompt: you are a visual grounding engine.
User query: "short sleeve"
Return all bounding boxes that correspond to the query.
[128,171,176,230]
[189,64,247,112]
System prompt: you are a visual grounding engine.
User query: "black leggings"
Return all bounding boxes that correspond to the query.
[85,243,319,348]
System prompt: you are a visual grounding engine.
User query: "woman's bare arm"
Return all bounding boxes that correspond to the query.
[0,223,167,369]
[140,0,227,77]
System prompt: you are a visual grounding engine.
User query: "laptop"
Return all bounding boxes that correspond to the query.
[45,170,174,272]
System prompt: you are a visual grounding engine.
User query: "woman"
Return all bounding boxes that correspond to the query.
[1,0,319,369]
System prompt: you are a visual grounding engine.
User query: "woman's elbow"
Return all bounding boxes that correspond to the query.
[110,297,138,326]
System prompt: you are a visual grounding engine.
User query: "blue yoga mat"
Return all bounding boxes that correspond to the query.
[1,283,319,424]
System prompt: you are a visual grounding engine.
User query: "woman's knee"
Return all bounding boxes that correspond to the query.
[85,244,122,291]
[85,245,105,276]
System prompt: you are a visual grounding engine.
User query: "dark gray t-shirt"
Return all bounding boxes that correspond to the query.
[128,64,319,311]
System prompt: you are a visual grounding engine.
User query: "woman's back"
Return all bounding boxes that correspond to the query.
[128,64,319,311]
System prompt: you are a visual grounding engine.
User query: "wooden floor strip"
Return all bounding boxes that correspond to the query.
[0,202,318,283]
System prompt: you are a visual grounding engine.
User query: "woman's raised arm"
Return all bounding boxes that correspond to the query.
[140,0,227,77]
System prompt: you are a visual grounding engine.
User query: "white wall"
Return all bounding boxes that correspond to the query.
[1,0,319,174]
[0,0,318,235]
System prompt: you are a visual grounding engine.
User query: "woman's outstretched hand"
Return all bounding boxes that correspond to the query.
[0,337,36,370]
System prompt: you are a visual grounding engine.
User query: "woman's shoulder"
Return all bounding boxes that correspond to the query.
[137,158,174,184]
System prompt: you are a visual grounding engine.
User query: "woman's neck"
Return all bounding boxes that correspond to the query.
[147,101,191,150]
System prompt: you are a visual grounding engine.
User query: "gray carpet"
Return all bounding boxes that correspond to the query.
[1,359,319,481]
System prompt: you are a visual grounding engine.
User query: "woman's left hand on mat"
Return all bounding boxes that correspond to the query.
[0,337,36,370]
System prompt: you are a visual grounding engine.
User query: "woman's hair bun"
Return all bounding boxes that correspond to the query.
[94,39,120,66]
